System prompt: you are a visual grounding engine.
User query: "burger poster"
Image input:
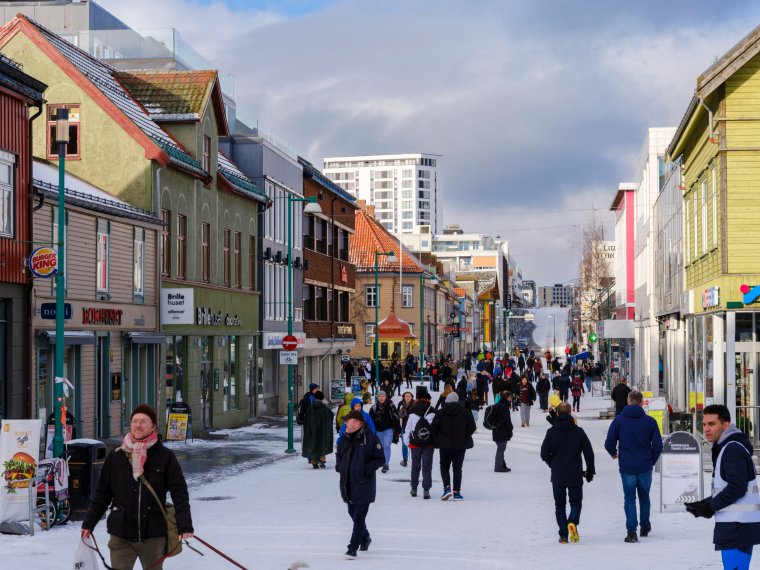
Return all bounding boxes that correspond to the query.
[0,420,41,524]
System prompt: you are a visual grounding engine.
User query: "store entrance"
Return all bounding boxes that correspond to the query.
[735,348,759,444]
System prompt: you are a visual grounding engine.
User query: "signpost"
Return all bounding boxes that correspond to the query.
[660,431,702,512]
[280,350,298,365]
[282,335,298,351]
[166,402,192,443]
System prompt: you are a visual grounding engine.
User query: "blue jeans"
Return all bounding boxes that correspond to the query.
[620,471,652,532]
[553,484,583,538]
[722,547,752,570]
[377,429,393,464]
[402,440,409,462]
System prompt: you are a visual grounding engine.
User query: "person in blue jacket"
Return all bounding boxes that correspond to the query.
[336,398,375,444]
[604,390,662,543]
[335,410,386,559]
[685,404,760,570]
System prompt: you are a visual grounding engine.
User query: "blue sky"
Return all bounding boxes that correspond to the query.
[101,0,760,284]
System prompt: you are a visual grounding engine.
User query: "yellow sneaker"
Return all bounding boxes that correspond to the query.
[568,523,579,543]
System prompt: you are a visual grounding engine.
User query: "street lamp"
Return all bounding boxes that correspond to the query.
[548,314,556,358]
[374,250,397,385]
[285,194,321,454]
[53,109,69,459]
[419,272,438,380]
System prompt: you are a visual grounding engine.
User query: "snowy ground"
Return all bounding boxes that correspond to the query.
[0,388,740,569]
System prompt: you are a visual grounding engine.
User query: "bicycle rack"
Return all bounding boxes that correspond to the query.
[26,462,55,536]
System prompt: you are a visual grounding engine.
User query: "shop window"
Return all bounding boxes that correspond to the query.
[177,215,186,280]
[133,227,145,300]
[201,223,210,283]
[0,151,15,237]
[96,218,110,295]
[736,313,753,342]
[161,209,171,277]
[47,105,80,159]
[223,336,238,411]
[223,228,231,287]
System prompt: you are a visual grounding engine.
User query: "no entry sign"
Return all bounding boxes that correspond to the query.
[282,335,298,351]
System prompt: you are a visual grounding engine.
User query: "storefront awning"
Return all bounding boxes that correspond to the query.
[125,332,165,344]
[42,330,96,345]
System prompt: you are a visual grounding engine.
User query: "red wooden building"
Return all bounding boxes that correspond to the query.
[0,52,46,418]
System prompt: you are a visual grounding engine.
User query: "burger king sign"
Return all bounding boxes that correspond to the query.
[29,247,58,278]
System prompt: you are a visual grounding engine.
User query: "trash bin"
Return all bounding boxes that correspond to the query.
[66,439,107,521]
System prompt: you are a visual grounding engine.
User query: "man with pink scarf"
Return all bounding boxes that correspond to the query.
[82,404,193,569]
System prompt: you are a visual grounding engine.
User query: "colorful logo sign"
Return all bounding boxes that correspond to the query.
[702,286,720,309]
[741,284,760,305]
[29,247,58,278]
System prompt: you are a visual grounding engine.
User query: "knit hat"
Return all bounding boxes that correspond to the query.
[309,383,319,391]
[378,390,387,397]
[417,390,432,401]
[343,410,365,422]
[445,392,460,403]
[131,404,157,426]
[314,391,324,400]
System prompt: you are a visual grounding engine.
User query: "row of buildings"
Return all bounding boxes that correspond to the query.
[0,3,528,438]
[579,22,760,445]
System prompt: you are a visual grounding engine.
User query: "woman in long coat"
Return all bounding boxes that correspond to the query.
[302,391,335,468]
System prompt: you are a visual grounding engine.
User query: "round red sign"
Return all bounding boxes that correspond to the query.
[282,335,298,351]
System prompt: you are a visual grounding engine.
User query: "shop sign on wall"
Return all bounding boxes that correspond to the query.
[82,307,123,325]
[161,288,194,325]
[701,286,720,309]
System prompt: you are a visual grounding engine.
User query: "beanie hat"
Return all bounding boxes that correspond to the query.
[378,390,387,397]
[309,383,319,391]
[131,404,157,426]
[343,410,365,422]
[417,390,432,400]
[314,391,324,400]
[445,392,459,403]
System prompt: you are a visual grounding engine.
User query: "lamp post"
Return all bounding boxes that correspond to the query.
[285,194,322,454]
[52,109,69,459]
[418,272,437,380]
[548,314,556,358]
[373,250,397,386]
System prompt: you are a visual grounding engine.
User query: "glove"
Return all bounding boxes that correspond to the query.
[584,470,595,483]
[685,499,714,519]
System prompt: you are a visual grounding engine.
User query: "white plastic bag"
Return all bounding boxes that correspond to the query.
[73,539,100,570]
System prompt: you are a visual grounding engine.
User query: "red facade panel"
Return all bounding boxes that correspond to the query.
[0,91,31,284]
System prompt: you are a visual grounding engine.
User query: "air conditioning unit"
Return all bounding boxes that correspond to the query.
[274,251,282,263]
[263,247,271,260]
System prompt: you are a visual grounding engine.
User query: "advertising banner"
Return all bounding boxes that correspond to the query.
[0,419,42,524]
[166,413,189,442]
[660,431,702,513]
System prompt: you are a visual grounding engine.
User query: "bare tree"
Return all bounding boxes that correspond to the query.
[575,211,615,339]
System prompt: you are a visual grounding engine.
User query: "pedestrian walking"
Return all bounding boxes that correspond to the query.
[296,383,320,425]
[335,392,355,433]
[344,359,355,387]
[518,353,526,375]
[337,398,376,444]
[509,371,521,412]
[537,373,551,412]
[685,404,760,570]
[488,390,513,472]
[604,390,663,543]
[335,410,386,559]
[302,391,334,468]
[435,384,454,410]
[397,391,414,467]
[519,376,537,427]
[430,392,476,501]
[369,391,400,473]
[571,374,585,412]
[403,391,436,499]
[81,404,193,570]
[404,354,416,389]
[540,402,595,544]
[556,371,571,402]
[611,377,632,416]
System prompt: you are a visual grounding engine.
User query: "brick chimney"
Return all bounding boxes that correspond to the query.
[366,204,376,217]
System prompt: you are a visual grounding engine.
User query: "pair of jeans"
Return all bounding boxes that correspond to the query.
[347,503,370,550]
[620,471,652,532]
[376,429,393,464]
[520,403,531,425]
[539,392,549,410]
[721,547,753,570]
[410,446,434,490]
[401,440,409,462]
[439,448,466,490]
[494,440,508,471]
[553,484,583,538]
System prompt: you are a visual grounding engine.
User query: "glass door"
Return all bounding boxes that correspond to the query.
[735,349,757,444]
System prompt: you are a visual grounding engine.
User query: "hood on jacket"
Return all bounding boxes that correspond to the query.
[441,401,463,415]
[411,401,433,416]
[343,393,354,405]
[620,405,646,419]
[717,424,753,454]
[552,413,576,431]
[350,397,364,409]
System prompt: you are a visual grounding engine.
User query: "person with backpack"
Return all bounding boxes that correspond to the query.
[369,391,400,473]
[297,383,320,426]
[540,402,595,544]
[519,376,537,427]
[571,374,585,412]
[509,370,522,412]
[485,390,513,473]
[430,392,476,501]
[403,390,436,499]
[537,373,552,412]
[397,391,415,467]
[556,371,572,402]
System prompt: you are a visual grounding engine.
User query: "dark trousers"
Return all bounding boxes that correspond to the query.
[572,395,581,411]
[439,448,466,490]
[494,440,508,471]
[553,484,583,538]
[539,392,549,410]
[559,391,569,402]
[410,446,434,490]
[347,502,370,550]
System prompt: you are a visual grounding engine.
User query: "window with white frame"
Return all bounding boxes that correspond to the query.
[365,285,378,307]
[96,218,110,293]
[0,151,14,237]
[402,284,413,307]
[133,227,145,299]
[701,178,708,255]
[365,324,375,346]
[711,166,718,247]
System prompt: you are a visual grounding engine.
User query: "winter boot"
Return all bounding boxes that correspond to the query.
[640,526,651,537]
[625,532,638,543]
[360,536,372,552]
[344,548,358,559]
[410,487,417,497]
[381,464,389,473]
[423,489,431,499]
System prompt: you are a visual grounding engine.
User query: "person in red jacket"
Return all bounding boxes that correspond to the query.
[571,374,585,412]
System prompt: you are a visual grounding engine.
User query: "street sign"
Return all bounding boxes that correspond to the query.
[524,313,535,321]
[40,302,72,320]
[280,350,298,365]
[589,332,598,343]
[340,354,350,363]
[282,335,298,351]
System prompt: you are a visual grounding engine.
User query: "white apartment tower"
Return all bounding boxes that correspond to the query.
[323,153,442,234]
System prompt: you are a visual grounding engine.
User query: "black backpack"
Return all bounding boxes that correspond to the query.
[409,407,433,446]
[483,405,499,430]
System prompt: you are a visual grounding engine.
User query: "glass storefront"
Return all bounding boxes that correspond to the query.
[165,335,185,406]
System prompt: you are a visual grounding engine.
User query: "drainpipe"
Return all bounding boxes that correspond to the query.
[27,103,44,418]
[154,164,165,421]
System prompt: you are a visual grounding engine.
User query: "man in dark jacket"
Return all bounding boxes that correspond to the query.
[604,390,663,543]
[509,371,522,412]
[296,383,319,425]
[541,402,595,544]
[302,391,334,468]
[343,360,355,387]
[537,374,552,411]
[335,410,386,559]
[686,404,760,569]
[430,392,476,501]
[555,372,572,402]
[491,391,513,473]
[82,404,193,569]
[611,378,632,416]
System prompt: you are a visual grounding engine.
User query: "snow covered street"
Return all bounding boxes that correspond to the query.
[0,391,737,569]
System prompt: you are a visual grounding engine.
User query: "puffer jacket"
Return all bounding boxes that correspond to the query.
[82,440,193,541]
[335,393,355,431]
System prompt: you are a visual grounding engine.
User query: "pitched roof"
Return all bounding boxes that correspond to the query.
[113,69,229,136]
[0,15,199,171]
[298,156,358,206]
[0,51,46,103]
[350,207,428,273]
[217,151,267,203]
